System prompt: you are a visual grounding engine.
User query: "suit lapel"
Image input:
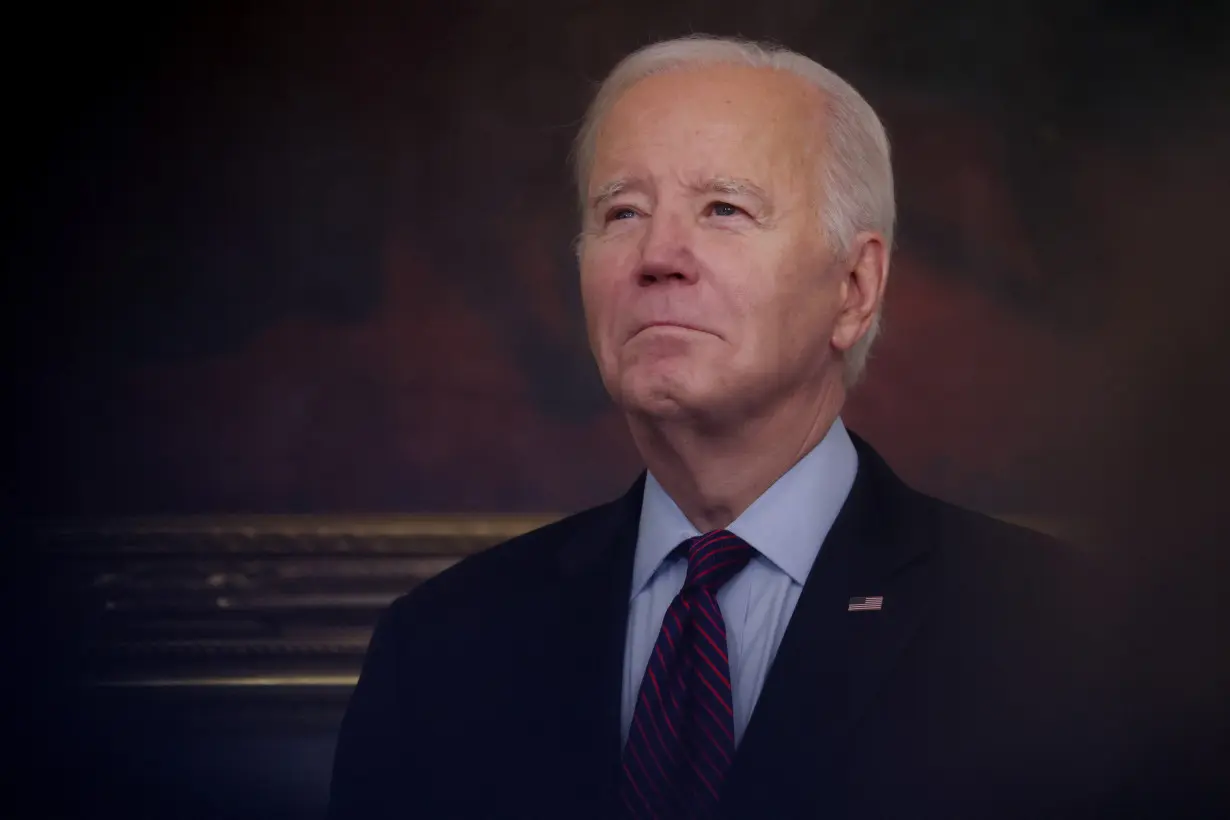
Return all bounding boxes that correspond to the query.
[549,475,644,816]
[721,436,937,818]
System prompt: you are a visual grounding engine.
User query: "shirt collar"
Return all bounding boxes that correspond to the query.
[630,417,859,600]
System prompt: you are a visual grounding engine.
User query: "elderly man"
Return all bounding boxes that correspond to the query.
[328,36,1177,819]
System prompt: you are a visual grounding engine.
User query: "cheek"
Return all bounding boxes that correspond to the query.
[775,272,843,356]
[737,256,834,353]
[579,249,627,343]
[582,238,637,295]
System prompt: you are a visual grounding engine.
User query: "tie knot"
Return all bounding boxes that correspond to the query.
[679,530,754,592]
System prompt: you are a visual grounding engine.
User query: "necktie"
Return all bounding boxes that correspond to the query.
[621,529,754,819]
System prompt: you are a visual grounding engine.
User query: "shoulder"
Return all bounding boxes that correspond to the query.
[925,492,1067,555]
[852,428,1101,616]
[851,431,1077,569]
[906,489,1111,656]
[922,492,1089,579]
[380,494,625,631]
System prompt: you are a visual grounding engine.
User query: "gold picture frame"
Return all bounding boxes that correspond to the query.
[37,512,1078,691]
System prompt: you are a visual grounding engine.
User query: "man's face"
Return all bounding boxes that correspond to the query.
[579,64,850,426]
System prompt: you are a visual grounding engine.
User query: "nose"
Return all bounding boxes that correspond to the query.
[636,211,700,287]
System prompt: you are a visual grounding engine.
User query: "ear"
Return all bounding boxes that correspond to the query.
[830,231,890,353]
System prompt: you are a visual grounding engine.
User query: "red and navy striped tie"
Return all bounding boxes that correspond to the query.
[621,529,754,818]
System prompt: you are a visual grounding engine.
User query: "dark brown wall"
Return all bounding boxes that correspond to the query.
[5,6,1229,818]
[8,0,1229,518]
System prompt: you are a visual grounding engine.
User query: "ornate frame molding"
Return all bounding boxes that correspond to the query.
[38,512,1078,691]
[38,515,557,689]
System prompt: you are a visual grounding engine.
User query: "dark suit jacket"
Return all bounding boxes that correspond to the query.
[328,434,1224,819]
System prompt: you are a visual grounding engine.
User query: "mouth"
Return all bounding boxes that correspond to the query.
[633,321,714,338]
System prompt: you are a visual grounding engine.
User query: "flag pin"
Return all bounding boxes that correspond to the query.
[848,596,884,612]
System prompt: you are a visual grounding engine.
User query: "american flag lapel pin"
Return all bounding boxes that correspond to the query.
[848,595,884,612]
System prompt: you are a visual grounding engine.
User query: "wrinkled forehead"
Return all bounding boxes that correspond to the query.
[589,64,827,196]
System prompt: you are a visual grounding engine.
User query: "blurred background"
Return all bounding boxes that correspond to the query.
[4,0,1228,817]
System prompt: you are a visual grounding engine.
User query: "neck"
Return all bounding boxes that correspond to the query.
[627,379,846,532]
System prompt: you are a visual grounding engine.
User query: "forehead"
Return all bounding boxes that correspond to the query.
[591,64,825,189]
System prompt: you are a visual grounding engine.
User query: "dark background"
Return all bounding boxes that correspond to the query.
[7,0,1228,521]
[4,1,1229,817]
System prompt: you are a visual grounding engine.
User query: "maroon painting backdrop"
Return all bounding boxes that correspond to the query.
[10,1,1229,519]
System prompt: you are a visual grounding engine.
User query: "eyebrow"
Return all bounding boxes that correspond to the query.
[688,176,770,206]
[588,176,771,212]
[588,178,644,211]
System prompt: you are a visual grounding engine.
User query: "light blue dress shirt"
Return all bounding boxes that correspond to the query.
[620,418,858,747]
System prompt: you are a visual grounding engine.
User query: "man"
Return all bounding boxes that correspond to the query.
[328,36,1204,819]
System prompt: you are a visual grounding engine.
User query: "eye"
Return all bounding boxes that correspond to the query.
[607,207,638,222]
[708,201,744,218]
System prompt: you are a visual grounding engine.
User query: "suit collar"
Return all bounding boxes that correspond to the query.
[557,473,644,580]
[551,475,644,816]
[722,431,939,817]
[846,430,936,579]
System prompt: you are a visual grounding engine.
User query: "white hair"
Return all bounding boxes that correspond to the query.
[573,35,895,386]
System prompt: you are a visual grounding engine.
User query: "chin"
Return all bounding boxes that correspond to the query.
[614,368,711,420]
